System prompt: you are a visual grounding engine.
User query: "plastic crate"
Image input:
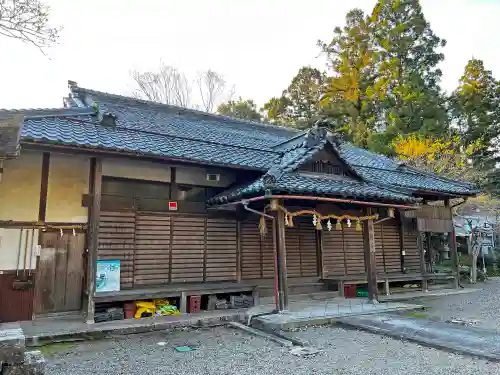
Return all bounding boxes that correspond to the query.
[344,284,357,298]
[188,295,201,313]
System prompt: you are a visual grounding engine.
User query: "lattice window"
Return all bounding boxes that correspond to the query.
[310,161,346,176]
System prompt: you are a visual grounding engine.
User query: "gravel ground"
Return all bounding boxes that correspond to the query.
[43,281,500,374]
[44,325,500,375]
[413,278,500,329]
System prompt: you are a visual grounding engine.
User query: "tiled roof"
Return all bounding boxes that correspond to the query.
[208,172,417,205]
[4,81,480,200]
[20,115,276,169]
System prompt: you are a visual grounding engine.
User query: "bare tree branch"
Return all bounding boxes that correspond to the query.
[0,0,60,54]
[196,70,232,112]
[131,62,192,107]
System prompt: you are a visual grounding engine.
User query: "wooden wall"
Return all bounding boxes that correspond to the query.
[0,272,34,322]
[284,219,318,278]
[322,219,417,278]
[98,211,239,289]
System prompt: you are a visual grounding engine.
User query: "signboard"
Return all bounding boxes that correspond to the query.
[169,201,178,211]
[96,260,120,292]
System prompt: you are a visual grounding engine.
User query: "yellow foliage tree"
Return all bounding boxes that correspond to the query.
[392,134,484,183]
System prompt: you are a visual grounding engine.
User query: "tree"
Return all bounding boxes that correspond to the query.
[217,97,262,121]
[131,63,234,112]
[450,58,500,195]
[0,0,60,53]
[196,70,235,112]
[131,63,192,107]
[318,9,380,148]
[369,0,448,140]
[263,67,327,129]
[393,134,484,183]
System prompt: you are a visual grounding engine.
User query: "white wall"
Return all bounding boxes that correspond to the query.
[0,228,38,271]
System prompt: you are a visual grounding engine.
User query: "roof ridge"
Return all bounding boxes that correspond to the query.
[354,163,478,189]
[60,115,279,157]
[0,107,94,119]
[399,164,477,187]
[69,82,300,135]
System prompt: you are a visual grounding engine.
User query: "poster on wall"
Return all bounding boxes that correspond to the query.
[96,260,120,292]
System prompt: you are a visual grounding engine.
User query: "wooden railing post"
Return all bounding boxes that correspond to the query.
[86,157,102,324]
[363,208,378,303]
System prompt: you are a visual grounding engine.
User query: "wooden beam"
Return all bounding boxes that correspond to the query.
[272,199,288,311]
[86,157,102,324]
[316,230,324,279]
[445,199,459,288]
[363,208,378,303]
[236,220,242,281]
[418,232,428,292]
[38,152,50,222]
[398,212,406,273]
[170,166,178,200]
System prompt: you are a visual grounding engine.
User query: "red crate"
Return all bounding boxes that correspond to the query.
[344,284,357,298]
[188,295,201,313]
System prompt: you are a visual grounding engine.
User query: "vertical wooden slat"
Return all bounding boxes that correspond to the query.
[236,220,242,281]
[205,217,237,281]
[65,233,85,311]
[322,226,345,277]
[86,157,102,323]
[363,212,378,302]
[170,216,205,282]
[134,213,170,285]
[38,152,50,222]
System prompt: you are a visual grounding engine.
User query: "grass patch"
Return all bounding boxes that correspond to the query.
[37,342,76,357]
[405,311,428,319]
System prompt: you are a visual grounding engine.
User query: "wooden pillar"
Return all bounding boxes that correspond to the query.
[86,157,102,324]
[445,199,460,288]
[398,211,406,273]
[38,152,50,222]
[363,208,378,303]
[271,199,288,311]
[418,232,428,292]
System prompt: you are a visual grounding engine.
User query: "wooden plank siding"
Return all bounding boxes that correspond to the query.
[97,211,239,288]
[284,219,318,278]
[134,214,171,286]
[240,219,274,280]
[323,219,410,278]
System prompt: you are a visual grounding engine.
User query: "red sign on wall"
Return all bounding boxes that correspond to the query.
[168,201,178,211]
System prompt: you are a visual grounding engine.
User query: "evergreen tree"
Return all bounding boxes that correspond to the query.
[263,67,327,129]
[217,97,262,121]
[370,0,448,141]
[451,58,500,194]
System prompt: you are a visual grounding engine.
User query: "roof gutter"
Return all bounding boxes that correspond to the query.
[218,194,420,210]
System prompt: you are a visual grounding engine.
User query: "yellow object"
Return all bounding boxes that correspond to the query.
[135,301,156,319]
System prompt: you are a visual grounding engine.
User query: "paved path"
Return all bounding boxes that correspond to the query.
[338,313,500,362]
[414,278,500,330]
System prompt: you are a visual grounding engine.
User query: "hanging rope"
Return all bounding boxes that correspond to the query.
[258,203,380,236]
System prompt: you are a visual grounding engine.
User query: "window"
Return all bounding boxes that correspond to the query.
[177,185,222,202]
[310,161,345,176]
[102,177,170,211]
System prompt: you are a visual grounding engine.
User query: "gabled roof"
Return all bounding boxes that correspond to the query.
[2,80,481,202]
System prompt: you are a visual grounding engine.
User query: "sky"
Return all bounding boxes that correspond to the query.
[1,0,499,110]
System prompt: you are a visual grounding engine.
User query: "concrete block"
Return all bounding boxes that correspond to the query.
[0,328,25,365]
[3,350,46,375]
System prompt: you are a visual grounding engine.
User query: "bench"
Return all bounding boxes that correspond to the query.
[94,282,259,313]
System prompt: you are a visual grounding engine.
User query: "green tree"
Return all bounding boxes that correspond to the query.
[318,9,380,148]
[217,97,262,121]
[370,0,448,140]
[262,67,327,129]
[451,58,500,195]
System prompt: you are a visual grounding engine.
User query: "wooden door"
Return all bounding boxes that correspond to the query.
[34,231,85,315]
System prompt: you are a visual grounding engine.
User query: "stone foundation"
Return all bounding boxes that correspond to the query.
[0,327,45,375]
